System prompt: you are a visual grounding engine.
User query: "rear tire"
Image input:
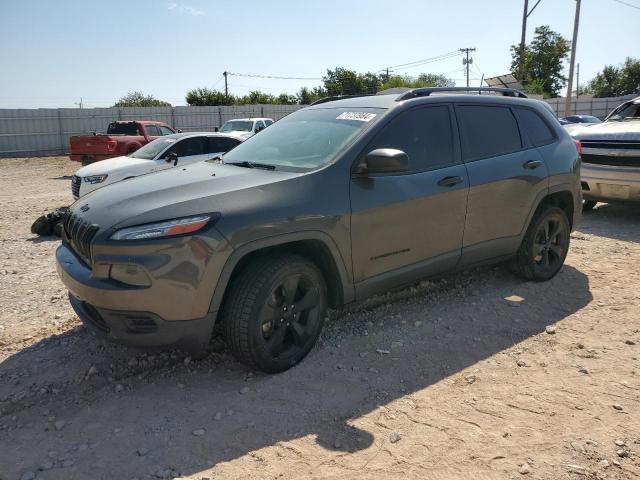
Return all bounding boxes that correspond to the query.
[222,254,327,373]
[510,206,570,281]
[582,200,597,211]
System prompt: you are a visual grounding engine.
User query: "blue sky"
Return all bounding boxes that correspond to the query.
[0,0,638,108]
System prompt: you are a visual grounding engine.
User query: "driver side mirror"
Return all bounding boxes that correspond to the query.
[166,152,178,166]
[354,148,409,175]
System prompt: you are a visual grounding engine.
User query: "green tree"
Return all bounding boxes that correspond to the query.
[323,68,365,96]
[275,93,297,105]
[185,87,235,106]
[415,73,456,87]
[587,66,623,97]
[237,91,277,105]
[380,73,454,91]
[588,58,640,97]
[620,57,640,95]
[296,86,327,104]
[510,25,570,98]
[114,91,171,107]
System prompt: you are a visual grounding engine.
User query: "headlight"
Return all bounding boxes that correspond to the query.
[110,215,212,241]
[83,174,108,184]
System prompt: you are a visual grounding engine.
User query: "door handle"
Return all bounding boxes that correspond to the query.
[523,160,543,169]
[437,176,464,187]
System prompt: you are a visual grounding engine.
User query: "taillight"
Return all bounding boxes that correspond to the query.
[106,140,118,152]
[574,140,582,157]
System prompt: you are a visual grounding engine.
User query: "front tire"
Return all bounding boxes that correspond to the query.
[222,254,327,373]
[511,206,570,281]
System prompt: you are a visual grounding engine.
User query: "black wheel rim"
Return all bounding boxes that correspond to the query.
[533,215,567,273]
[258,273,321,359]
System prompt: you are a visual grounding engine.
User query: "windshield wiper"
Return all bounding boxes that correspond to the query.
[225,161,276,170]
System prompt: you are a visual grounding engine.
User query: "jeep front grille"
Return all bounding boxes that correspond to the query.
[71,175,81,198]
[64,212,99,265]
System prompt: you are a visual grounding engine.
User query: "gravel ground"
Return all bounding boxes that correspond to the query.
[0,156,639,480]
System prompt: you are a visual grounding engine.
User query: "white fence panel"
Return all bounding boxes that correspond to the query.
[2,94,637,158]
[0,105,302,157]
[545,93,636,118]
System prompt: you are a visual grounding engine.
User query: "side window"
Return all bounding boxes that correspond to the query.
[145,125,161,136]
[159,126,174,136]
[366,106,455,172]
[457,106,522,160]
[167,137,206,157]
[255,121,265,131]
[514,108,555,147]
[207,137,241,153]
[264,119,274,126]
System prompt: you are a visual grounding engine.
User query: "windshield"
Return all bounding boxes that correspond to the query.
[607,101,640,122]
[222,108,384,171]
[129,137,177,159]
[220,121,253,132]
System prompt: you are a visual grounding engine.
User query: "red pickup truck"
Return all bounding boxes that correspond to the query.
[69,121,176,164]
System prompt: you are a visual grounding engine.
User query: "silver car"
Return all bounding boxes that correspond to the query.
[568,96,640,210]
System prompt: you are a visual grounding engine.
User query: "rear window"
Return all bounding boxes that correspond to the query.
[457,106,522,161]
[107,122,140,135]
[515,108,555,147]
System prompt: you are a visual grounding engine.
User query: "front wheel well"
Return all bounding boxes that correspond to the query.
[535,191,575,229]
[225,240,345,309]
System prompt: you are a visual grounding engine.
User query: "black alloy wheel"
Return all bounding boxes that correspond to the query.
[511,206,570,281]
[222,254,327,373]
[531,212,569,278]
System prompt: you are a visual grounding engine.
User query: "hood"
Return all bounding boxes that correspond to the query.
[71,160,298,232]
[222,130,253,139]
[568,121,640,141]
[75,156,151,176]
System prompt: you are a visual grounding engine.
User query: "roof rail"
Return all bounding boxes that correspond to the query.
[396,87,528,101]
[310,94,375,106]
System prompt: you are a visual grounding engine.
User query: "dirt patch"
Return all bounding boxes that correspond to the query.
[1,157,639,479]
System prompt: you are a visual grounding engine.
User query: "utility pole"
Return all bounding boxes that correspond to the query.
[576,62,580,98]
[564,0,581,116]
[459,48,476,88]
[518,0,543,85]
[223,71,228,100]
[74,97,83,109]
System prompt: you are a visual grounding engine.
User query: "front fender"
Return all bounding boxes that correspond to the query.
[207,230,354,315]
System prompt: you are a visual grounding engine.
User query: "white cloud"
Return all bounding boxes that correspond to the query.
[167,3,204,16]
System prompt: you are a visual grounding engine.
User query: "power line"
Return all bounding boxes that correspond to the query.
[382,51,463,72]
[227,72,322,81]
[611,0,640,10]
[392,56,463,72]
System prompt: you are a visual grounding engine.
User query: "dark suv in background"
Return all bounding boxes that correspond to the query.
[56,87,582,372]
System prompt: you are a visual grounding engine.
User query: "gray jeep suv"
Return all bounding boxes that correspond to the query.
[56,87,582,372]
